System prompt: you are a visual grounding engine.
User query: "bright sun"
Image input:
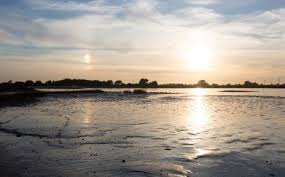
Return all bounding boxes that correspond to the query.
[83,54,91,64]
[179,32,214,72]
[186,45,211,71]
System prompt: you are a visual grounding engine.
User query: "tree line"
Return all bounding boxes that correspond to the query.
[0,78,158,91]
[0,79,285,92]
[160,80,285,88]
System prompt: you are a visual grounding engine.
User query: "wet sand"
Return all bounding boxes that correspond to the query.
[0,89,284,177]
[0,89,171,107]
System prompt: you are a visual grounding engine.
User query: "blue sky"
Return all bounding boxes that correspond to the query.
[0,0,285,83]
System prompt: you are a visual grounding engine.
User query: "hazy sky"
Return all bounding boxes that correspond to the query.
[0,0,284,84]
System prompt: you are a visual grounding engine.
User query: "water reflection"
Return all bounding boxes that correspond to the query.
[188,88,209,133]
[187,148,212,160]
[191,88,207,96]
[82,100,94,125]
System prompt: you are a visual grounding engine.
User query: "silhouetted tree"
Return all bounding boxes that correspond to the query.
[34,81,43,87]
[138,78,149,88]
[212,83,219,88]
[106,80,113,87]
[197,80,209,88]
[25,80,34,87]
[114,80,123,87]
[45,80,52,86]
[244,81,258,88]
[149,81,158,88]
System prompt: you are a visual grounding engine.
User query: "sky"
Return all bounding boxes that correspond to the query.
[0,0,284,84]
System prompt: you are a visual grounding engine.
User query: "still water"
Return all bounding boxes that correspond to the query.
[0,88,284,177]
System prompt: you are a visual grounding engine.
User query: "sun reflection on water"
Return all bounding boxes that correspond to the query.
[191,88,207,96]
[83,100,94,125]
[188,88,209,133]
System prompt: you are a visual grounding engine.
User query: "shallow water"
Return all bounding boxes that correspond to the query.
[0,88,284,177]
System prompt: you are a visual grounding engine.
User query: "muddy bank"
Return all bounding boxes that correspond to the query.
[0,91,46,107]
[0,89,173,107]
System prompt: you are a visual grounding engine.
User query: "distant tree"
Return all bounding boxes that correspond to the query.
[114,80,123,87]
[25,80,34,87]
[34,80,43,87]
[14,82,26,90]
[126,83,133,88]
[45,80,52,86]
[244,81,251,87]
[138,78,149,88]
[149,81,158,88]
[197,80,209,88]
[106,80,113,87]
[243,81,258,88]
[14,81,24,85]
[212,83,219,88]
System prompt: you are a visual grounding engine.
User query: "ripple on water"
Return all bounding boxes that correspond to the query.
[121,162,192,177]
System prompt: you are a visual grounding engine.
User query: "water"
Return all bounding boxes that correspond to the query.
[0,88,284,177]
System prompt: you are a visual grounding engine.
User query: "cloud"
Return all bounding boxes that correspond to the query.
[26,0,122,14]
[0,29,19,45]
[0,0,284,60]
[188,0,220,5]
[171,7,223,26]
[217,8,285,50]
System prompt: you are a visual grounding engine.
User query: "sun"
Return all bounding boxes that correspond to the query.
[179,31,214,72]
[83,54,91,64]
[186,45,211,71]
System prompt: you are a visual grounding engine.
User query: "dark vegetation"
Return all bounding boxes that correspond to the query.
[0,80,36,92]
[133,89,148,94]
[160,80,285,88]
[0,91,46,107]
[219,90,258,93]
[44,78,159,88]
[0,79,285,93]
[47,89,105,94]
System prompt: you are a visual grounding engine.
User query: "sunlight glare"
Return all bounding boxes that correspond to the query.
[188,89,209,133]
[187,45,211,71]
[192,88,206,96]
[83,54,91,64]
[83,100,94,124]
[179,31,214,72]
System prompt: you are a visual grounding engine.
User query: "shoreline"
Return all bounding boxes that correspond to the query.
[0,89,172,107]
[1,88,285,107]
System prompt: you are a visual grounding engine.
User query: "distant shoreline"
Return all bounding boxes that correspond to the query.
[1,79,285,93]
[0,78,284,107]
[1,88,285,107]
[0,89,169,107]
[219,90,258,92]
[37,86,285,89]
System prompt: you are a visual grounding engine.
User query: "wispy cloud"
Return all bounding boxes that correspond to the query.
[3,0,282,52]
[26,0,122,14]
[188,0,220,5]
